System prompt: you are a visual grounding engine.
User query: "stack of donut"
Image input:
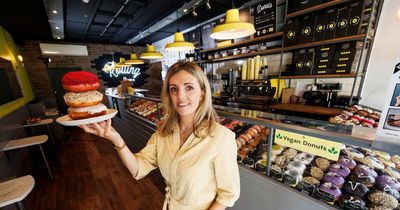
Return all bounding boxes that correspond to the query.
[62,71,108,120]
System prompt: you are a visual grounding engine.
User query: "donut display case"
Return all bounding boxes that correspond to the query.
[107,93,400,210]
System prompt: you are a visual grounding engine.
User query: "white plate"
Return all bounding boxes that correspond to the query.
[56,109,118,126]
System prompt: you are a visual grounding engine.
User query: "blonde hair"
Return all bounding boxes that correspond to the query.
[158,62,219,138]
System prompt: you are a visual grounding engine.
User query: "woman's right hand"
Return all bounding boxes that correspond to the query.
[79,119,123,144]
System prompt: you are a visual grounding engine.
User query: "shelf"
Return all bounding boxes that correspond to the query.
[283,34,366,52]
[201,48,281,63]
[286,0,357,18]
[201,32,283,53]
[280,73,357,79]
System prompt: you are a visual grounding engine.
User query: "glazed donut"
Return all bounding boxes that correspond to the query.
[342,147,365,161]
[68,103,108,120]
[62,71,100,92]
[375,151,391,161]
[64,90,103,107]
[384,167,400,181]
[360,156,385,170]
[377,156,396,168]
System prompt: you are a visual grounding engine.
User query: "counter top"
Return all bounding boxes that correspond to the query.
[269,103,344,116]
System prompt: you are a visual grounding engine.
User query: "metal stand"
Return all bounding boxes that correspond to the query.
[38,144,54,180]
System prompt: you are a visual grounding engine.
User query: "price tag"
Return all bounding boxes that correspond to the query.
[316,188,335,205]
[343,201,368,210]
[283,174,298,188]
[270,168,283,181]
[297,181,317,196]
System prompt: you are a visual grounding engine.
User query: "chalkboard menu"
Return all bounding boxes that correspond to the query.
[253,0,276,37]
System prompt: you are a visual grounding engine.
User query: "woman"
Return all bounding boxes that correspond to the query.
[80,62,240,210]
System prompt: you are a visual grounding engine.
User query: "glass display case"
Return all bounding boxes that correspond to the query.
[118,94,400,210]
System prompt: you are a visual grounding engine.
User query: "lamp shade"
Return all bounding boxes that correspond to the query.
[115,57,130,68]
[165,32,195,52]
[210,8,256,40]
[125,53,144,64]
[140,44,163,59]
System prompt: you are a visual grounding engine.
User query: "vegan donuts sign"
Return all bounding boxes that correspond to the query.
[274,129,341,161]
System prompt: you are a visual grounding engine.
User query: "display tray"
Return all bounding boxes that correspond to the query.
[56,109,118,126]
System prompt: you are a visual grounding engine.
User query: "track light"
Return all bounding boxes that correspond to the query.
[206,0,211,10]
[192,6,197,17]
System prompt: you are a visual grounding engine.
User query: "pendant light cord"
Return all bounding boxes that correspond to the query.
[231,0,235,8]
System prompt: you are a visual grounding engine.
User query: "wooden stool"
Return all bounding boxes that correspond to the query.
[0,175,35,210]
[1,135,54,180]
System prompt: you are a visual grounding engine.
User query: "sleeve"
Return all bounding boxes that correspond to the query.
[213,130,240,207]
[133,132,158,180]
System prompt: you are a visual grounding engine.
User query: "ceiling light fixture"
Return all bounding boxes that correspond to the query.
[165,32,195,52]
[55,26,59,30]
[192,6,197,17]
[82,0,89,3]
[57,37,61,39]
[397,8,400,21]
[210,8,255,40]
[52,10,58,14]
[125,53,144,65]
[115,58,131,68]
[206,0,211,10]
[140,44,163,59]
[17,55,23,62]
[183,8,188,13]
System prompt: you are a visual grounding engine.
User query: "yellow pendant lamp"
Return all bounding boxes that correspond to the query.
[165,32,195,52]
[115,57,131,68]
[210,8,256,40]
[140,44,163,59]
[125,53,144,65]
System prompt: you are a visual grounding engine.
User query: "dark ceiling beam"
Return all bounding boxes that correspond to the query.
[81,0,103,40]
[97,10,134,19]
[131,0,146,7]
[92,22,123,28]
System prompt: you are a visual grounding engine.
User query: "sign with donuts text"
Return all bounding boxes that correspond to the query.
[274,129,341,161]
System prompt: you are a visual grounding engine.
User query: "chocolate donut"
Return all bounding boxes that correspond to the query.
[323,172,345,188]
[349,173,375,188]
[342,181,369,197]
[339,194,366,208]
[328,164,351,178]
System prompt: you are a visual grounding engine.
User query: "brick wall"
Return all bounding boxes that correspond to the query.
[19,40,146,100]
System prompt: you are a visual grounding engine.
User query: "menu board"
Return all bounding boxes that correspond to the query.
[253,0,276,37]
[377,59,400,138]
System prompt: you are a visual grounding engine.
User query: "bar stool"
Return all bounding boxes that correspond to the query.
[1,135,54,180]
[0,175,35,210]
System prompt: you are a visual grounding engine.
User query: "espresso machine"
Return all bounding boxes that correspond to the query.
[302,83,342,107]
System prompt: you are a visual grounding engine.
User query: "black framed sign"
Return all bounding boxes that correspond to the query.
[253,0,276,37]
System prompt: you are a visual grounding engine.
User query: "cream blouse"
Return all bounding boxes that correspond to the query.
[134,123,240,210]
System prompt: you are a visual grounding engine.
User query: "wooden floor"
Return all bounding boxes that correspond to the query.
[24,128,165,210]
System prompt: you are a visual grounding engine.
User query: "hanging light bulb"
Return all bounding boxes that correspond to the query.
[192,6,198,17]
[140,44,163,59]
[125,53,144,64]
[165,32,195,52]
[206,0,211,10]
[210,8,255,40]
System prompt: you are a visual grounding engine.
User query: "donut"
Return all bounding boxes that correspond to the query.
[349,173,375,188]
[224,124,233,130]
[342,181,369,197]
[375,151,391,161]
[68,103,108,120]
[323,172,345,188]
[238,150,247,160]
[384,167,400,180]
[357,148,376,156]
[354,164,378,178]
[315,157,330,171]
[282,148,298,160]
[271,144,283,156]
[246,128,258,138]
[337,156,356,170]
[328,164,350,178]
[252,125,261,133]
[294,153,314,165]
[310,166,324,180]
[375,175,400,191]
[377,156,396,168]
[368,191,398,209]
[360,156,385,170]
[319,182,342,201]
[342,148,365,161]
[236,138,246,147]
[287,161,306,174]
[61,71,100,92]
[271,164,282,173]
[342,110,354,117]
[64,90,103,108]
[302,176,320,185]
[367,204,392,210]
[239,134,250,143]
[274,156,289,167]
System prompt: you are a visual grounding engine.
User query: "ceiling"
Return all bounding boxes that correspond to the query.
[0,0,250,46]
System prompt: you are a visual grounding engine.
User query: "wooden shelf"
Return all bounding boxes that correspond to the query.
[283,34,366,52]
[286,0,357,18]
[201,48,281,63]
[280,73,357,79]
[201,32,283,53]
